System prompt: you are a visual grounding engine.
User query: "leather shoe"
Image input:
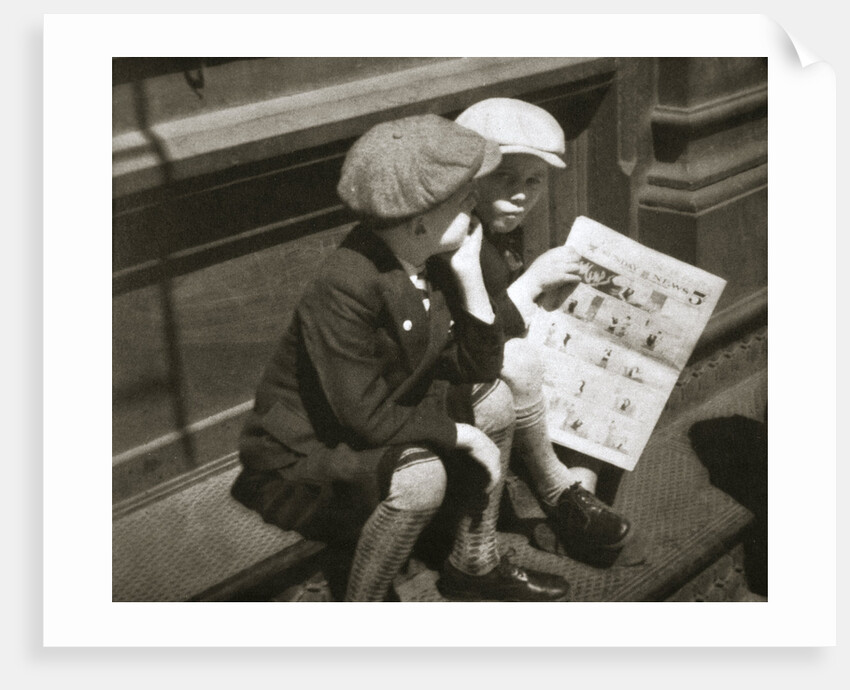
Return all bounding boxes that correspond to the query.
[538,482,640,567]
[550,482,631,547]
[532,521,646,568]
[437,556,571,602]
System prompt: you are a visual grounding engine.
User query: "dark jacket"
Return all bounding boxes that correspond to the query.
[479,226,528,339]
[233,224,505,542]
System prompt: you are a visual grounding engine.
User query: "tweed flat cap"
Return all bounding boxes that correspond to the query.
[337,114,502,220]
[455,98,566,169]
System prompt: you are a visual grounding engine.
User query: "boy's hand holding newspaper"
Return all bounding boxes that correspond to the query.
[508,246,583,322]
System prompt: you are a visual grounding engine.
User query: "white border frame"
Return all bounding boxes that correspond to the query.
[43,13,836,648]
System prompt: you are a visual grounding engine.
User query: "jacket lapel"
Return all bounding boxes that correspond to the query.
[379,269,432,370]
[422,281,452,362]
[341,225,440,373]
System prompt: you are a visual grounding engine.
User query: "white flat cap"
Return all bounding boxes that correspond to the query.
[455,98,566,169]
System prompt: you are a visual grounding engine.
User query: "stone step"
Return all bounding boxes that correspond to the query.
[276,329,768,602]
[113,328,767,603]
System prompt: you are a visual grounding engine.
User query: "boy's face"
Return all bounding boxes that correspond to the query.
[474,153,550,234]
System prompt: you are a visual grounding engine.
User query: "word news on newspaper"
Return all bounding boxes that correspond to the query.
[526,216,726,471]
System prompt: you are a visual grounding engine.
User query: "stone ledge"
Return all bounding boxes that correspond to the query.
[113,57,614,198]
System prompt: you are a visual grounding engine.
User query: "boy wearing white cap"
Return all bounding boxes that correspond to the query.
[232,114,572,601]
[456,98,638,566]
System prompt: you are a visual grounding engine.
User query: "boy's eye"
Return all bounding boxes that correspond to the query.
[527,177,542,185]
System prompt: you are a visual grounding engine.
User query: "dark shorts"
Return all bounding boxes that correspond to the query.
[232,433,439,545]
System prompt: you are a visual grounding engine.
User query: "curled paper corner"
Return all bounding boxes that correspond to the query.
[766,15,827,69]
[784,30,824,68]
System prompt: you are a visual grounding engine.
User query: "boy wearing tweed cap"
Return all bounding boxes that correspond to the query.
[232,114,572,601]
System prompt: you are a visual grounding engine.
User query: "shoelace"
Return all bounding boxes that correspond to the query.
[498,548,529,581]
[497,549,528,582]
[562,482,604,528]
[567,481,610,511]
[564,483,629,539]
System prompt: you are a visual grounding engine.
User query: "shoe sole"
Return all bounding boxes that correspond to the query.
[532,523,645,567]
[436,584,572,603]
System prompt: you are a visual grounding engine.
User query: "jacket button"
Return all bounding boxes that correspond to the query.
[403,319,413,331]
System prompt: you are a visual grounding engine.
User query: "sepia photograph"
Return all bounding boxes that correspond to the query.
[111,54,769,605]
[36,12,838,654]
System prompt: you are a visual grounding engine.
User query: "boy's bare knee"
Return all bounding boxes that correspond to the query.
[501,338,544,400]
[385,455,447,512]
[472,379,517,436]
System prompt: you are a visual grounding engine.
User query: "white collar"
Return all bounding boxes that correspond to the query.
[396,256,426,279]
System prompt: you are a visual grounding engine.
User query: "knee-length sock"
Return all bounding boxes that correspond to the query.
[447,423,513,576]
[514,397,595,505]
[344,503,438,601]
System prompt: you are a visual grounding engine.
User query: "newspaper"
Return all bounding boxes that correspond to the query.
[526,216,727,471]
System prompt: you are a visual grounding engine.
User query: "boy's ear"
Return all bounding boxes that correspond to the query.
[413,217,428,236]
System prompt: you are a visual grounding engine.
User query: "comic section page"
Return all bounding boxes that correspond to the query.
[526,216,727,471]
